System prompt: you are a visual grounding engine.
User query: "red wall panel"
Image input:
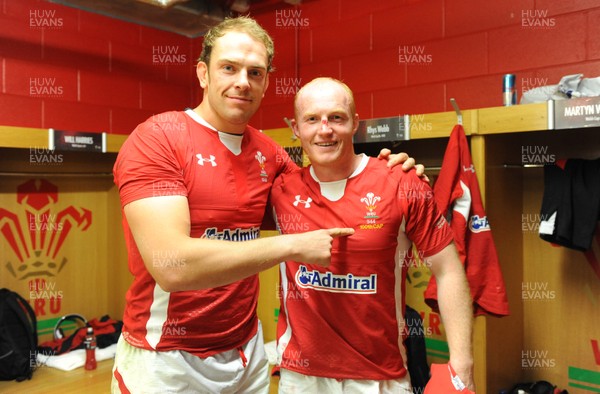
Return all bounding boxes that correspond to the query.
[0,11,43,42]
[268,28,298,73]
[290,0,338,28]
[538,61,600,85]
[77,11,140,47]
[254,101,295,131]
[352,91,373,120]
[140,80,192,112]
[4,58,78,103]
[2,0,599,134]
[299,58,341,85]
[0,19,44,60]
[43,30,110,71]
[0,0,196,134]
[256,0,600,128]
[43,100,110,132]
[308,15,371,64]
[588,9,600,61]
[372,0,444,50]
[372,83,446,118]
[536,0,600,16]
[296,27,314,65]
[408,33,488,85]
[0,94,43,128]
[111,107,156,135]
[446,75,506,110]
[340,48,407,93]
[489,13,587,74]
[445,0,533,37]
[79,70,139,109]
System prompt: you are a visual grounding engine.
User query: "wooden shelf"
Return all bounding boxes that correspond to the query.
[477,102,548,134]
[0,126,49,149]
[409,108,477,139]
[1,102,550,153]
[105,134,128,153]
[0,126,128,153]
[263,102,551,146]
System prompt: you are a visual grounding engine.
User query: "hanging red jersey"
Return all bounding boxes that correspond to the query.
[425,125,510,317]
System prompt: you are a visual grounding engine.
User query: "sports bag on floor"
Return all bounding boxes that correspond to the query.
[0,288,38,381]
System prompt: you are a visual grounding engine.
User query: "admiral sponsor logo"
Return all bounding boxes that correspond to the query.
[295,265,377,294]
[201,226,260,241]
[469,215,490,233]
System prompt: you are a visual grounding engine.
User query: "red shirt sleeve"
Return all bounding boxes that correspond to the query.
[401,170,454,257]
[113,114,188,207]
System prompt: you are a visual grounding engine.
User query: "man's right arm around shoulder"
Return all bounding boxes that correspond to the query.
[124,195,354,292]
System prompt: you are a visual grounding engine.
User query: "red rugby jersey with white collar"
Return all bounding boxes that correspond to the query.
[114,109,296,356]
[271,155,453,379]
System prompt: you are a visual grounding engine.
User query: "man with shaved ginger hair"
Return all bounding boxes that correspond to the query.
[272,77,475,393]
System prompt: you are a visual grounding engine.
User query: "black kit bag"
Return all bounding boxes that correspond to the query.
[0,288,38,381]
[509,380,568,394]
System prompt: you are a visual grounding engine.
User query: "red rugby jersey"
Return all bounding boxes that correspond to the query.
[271,155,453,380]
[113,109,296,356]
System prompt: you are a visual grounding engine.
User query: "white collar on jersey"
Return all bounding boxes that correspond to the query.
[309,154,369,202]
[184,108,243,156]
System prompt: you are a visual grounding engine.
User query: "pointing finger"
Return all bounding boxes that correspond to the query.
[327,228,355,237]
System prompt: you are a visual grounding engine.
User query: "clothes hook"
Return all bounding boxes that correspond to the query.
[450,98,463,126]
